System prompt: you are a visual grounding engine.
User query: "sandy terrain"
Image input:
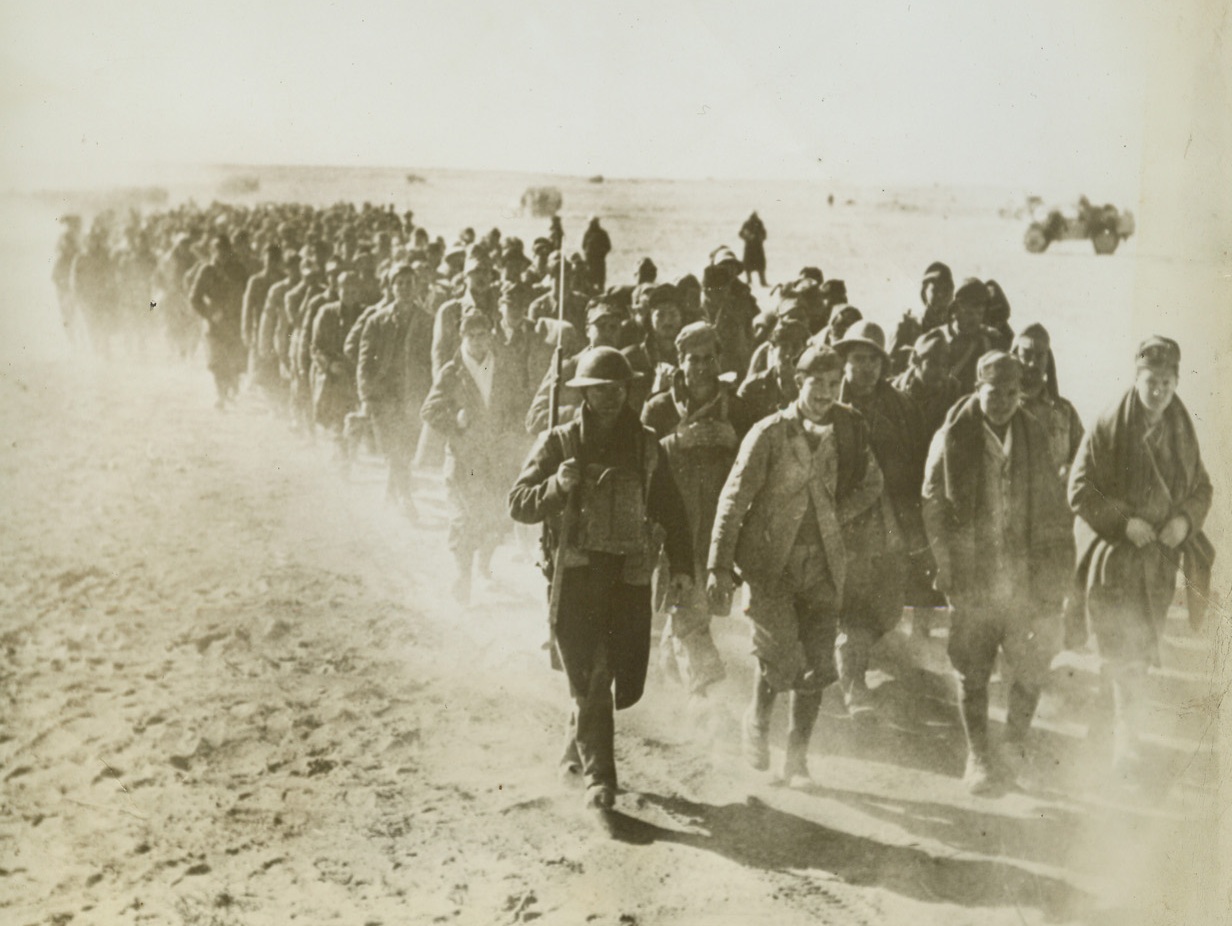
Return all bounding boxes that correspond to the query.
[1,170,1228,924]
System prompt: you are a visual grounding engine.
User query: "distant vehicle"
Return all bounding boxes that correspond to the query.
[219,175,260,196]
[588,175,604,184]
[1023,197,1134,254]
[520,186,563,217]
[405,173,426,184]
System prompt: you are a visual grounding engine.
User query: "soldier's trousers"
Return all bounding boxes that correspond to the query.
[370,403,418,502]
[561,642,616,792]
[745,543,840,693]
[659,580,725,695]
[947,600,1060,692]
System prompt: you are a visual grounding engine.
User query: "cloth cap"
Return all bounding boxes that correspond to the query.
[976,351,1023,387]
[829,304,863,327]
[911,328,949,360]
[459,309,493,335]
[770,318,809,346]
[643,282,680,310]
[796,344,844,378]
[675,321,721,356]
[952,277,989,307]
[834,320,888,358]
[775,295,809,321]
[1136,336,1180,373]
[388,262,415,282]
[603,285,635,310]
[566,346,635,387]
[798,266,824,284]
[820,279,848,302]
[586,299,625,325]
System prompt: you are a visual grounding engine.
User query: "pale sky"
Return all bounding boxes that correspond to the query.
[2,0,1149,196]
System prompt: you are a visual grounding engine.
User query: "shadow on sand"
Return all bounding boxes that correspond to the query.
[603,792,1090,920]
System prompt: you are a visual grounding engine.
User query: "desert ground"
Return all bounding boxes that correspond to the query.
[1,167,1228,925]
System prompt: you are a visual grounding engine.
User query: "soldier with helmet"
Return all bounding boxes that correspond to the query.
[509,347,694,824]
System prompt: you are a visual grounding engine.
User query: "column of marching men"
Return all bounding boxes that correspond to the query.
[53,204,1214,827]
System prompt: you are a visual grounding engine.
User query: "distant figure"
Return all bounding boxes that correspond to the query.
[52,215,83,345]
[984,280,1014,351]
[548,215,564,253]
[581,218,612,293]
[739,212,768,287]
[190,233,250,408]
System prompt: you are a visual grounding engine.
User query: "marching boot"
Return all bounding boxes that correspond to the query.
[958,682,997,795]
[1111,666,1147,777]
[836,631,875,723]
[783,689,823,784]
[742,665,776,771]
[450,551,472,605]
[999,683,1042,782]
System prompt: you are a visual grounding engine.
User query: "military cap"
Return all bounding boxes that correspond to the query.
[773,295,809,321]
[798,266,824,284]
[675,321,721,356]
[922,261,953,284]
[951,277,989,307]
[499,279,530,301]
[459,309,493,335]
[1136,336,1180,374]
[642,282,680,309]
[603,285,635,311]
[388,262,415,282]
[834,320,888,359]
[820,279,848,303]
[566,346,636,387]
[586,299,625,325]
[976,351,1023,387]
[829,304,863,327]
[911,328,949,360]
[796,344,844,377]
[770,318,810,346]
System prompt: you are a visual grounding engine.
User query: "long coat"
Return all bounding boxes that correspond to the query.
[1068,389,1214,660]
[310,299,363,429]
[739,214,767,274]
[422,347,528,494]
[708,402,883,603]
[922,395,1074,609]
[190,253,250,379]
[509,405,693,708]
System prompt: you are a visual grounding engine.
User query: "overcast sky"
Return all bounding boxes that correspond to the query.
[2,1,1149,195]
